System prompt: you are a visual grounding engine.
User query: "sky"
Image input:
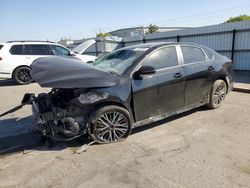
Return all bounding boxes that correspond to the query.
[0,0,250,42]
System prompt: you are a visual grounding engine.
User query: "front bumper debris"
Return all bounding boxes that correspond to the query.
[0,93,35,117]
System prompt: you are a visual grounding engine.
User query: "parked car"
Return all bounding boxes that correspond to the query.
[0,41,96,84]
[2,42,234,144]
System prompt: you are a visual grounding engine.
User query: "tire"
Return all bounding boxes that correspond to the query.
[206,79,227,109]
[13,66,33,85]
[89,105,132,144]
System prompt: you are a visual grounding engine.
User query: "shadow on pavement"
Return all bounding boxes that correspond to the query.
[0,106,209,156]
[0,116,42,154]
[0,79,18,87]
[0,115,92,155]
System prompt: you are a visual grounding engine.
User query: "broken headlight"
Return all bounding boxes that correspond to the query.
[77,91,108,104]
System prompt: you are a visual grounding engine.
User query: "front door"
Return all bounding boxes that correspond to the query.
[132,46,185,121]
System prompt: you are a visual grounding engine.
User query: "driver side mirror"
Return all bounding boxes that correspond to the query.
[137,66,156,75]
[133,66,156,80]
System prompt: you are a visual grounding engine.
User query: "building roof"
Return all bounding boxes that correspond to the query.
[109,26,192,33]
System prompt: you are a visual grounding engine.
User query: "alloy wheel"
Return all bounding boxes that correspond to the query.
[94,111,129,143]
[212,82,227,105]
[16,68,32,84]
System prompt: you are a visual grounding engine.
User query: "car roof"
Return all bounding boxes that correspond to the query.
[123,42,209,50]
[123,42,176,49]
[3,41,57,45]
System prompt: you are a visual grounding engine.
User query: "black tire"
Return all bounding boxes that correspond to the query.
[13,66,33,85]
[89,105,132,144]
[206,79,227,109]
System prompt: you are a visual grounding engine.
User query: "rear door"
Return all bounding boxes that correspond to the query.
[10,44,55,67]
[132,46,185,121]
[180,45,215,106]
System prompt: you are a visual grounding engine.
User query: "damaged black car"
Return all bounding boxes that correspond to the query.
[1,42,234,144]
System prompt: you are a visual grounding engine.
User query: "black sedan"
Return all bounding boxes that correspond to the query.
[27,42,234,144]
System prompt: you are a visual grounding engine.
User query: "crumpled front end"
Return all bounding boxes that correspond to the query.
[31,88,110,141]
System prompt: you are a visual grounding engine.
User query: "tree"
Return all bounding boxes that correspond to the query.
[147,24,159,34]
[96,32,111,37]
[225,14,250,23]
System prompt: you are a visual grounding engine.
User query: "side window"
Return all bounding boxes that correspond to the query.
[23,45,32,55]
[51,45,70,56]
[30,45,53,55]
[9,45,23,55]
[143,47,178,69]
[203,49,214,61]
[0,45,3,50]
[181,46,206,64]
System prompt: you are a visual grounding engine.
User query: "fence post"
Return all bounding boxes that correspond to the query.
[231,29,236,61]
[177,35,180,42]
[95,39,98,56]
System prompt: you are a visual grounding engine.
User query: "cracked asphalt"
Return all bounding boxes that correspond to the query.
[0,80,250,188]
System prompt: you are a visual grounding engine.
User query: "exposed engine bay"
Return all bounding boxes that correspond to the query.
[19,89,107,141]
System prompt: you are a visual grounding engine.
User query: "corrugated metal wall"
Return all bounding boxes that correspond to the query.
[122,21,250,70]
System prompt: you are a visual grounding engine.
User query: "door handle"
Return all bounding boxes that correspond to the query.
[174,72,183,79]
[208,66,214,71]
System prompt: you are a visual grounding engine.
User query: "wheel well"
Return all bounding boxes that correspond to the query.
[93,101,130,114]
[12,65,31,79]
[90,101,134,122]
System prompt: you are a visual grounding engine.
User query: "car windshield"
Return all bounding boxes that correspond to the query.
[92,48,148,75]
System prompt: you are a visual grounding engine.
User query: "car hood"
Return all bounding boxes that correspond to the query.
[31,56,119,88]
[73,39,96,54]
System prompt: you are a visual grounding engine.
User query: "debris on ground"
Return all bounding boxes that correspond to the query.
[74,141,96,154]
[23,149,32,154]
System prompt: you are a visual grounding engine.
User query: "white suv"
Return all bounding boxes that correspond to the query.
[0,41,97,84]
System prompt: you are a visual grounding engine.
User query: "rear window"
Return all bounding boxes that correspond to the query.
[29,45,53,55]
[0,45,3,50]
[203,49,214,61]
[181,46,206,64]
[9,45,23,55]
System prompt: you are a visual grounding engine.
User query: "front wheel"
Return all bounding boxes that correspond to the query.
[206,79,227,109]
[13,66,33,85]
[89,106,132,144]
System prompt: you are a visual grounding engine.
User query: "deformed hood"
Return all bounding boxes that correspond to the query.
[31,56,118,88]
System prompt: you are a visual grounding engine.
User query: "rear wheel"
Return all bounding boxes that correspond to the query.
[207,79,227,109]
[13,66,33,85]
[89,106,132,144]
